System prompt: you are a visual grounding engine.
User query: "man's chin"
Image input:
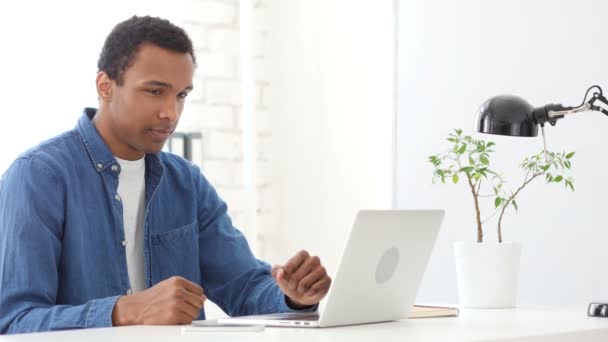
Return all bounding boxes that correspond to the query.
[141,140,167,155]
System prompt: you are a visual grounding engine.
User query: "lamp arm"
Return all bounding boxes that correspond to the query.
[547,103,591,119]
[531,103,573,126]
[587,92,608,115]
[534,86,608,126]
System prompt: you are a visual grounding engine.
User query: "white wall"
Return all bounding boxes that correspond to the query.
[397,0,608,305]
[261,0,395,280]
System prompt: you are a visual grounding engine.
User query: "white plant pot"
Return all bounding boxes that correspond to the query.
[454,241,521,308]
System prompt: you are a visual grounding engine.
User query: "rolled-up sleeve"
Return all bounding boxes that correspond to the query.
[0,157,118,334]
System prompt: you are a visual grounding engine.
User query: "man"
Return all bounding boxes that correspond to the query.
[0,16,331,334]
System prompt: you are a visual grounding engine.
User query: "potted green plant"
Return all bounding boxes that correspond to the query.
[428,129,574,308]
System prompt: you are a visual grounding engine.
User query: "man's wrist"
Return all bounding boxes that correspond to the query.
[285,295,317,311]
[112,295,139,326]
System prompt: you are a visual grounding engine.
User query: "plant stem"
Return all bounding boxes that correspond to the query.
[466,174,483,243]
[481,206,501,224]
[497,172,540,243]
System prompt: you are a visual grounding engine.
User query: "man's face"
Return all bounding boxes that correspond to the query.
[100,43,194,159]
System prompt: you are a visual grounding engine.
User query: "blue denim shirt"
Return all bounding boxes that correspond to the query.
[0,108,306,334]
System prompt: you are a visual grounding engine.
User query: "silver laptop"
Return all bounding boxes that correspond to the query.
[217,210,444,328]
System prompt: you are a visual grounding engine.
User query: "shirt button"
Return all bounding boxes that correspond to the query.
[111,164,119,172]
[126,289,132,295]
[115,194,121,201]
[121,240,128,247]
[96,163,103,170]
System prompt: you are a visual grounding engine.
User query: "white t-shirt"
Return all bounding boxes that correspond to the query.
[115,156,146,293]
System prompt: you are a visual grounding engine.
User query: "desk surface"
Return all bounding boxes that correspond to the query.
[2,306,608,342]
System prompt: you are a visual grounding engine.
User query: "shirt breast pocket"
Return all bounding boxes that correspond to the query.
[149,221,200,284]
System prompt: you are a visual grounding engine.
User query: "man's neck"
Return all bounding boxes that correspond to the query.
[92,108,145,161]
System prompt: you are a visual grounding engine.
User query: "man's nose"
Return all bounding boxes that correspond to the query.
[159,99,180,121]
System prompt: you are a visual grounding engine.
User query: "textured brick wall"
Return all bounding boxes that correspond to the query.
[169,0,278,260]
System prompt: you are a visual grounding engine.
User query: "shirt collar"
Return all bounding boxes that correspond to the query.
[76,108,116,173]
[76,107,164,176]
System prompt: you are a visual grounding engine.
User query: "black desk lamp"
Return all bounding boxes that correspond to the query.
[475,85,608,137]
[473,85,608,317]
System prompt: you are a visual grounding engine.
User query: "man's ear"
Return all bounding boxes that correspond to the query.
[96,71,114,102]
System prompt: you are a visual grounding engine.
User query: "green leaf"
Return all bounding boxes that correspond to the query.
[452,174,459,184]
[487,142,495,147]
[458,145,466,154]
[460,166,474,173]
[554,175,563,182]
[567,182,575,191]
[512,200,518,211]
[495,197,502,208]
[566,152,575,159]
[480,155,489,165]
[455,129,463,135]
[447,137,457,142]
[469,155,475,165]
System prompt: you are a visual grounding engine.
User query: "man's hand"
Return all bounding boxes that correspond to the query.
[112,276,206,326]
[271,250,332,308]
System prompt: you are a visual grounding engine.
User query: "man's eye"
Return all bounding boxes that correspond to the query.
[178,92,189,98]
[146,89,162,95]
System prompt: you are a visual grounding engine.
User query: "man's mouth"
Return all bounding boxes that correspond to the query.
[147,128,173,141]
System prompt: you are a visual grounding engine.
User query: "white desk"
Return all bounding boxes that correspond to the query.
[2,307,608,342]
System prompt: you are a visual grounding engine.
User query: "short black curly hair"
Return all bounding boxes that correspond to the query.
[97,15,196,86]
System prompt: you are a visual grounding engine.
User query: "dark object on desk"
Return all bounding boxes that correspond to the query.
[167,132,202,162]
[474,85,608,317]
[588,303,608,317]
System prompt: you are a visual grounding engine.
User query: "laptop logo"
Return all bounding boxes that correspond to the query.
[375,247,399,284]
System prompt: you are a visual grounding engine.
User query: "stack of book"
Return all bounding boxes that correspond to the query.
[409,305,459,319]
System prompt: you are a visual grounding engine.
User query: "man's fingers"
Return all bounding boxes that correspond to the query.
[271,265,283,279]
[180,300,202,320]
[169,287,204,319]
[289,256,320,290]
[305,277,332,298]
[296,266,326,294]
[175,310,197,325]
[176,277,205,296]
[182,289,206,311]
[283,250,309,276]
[309,276,332,293]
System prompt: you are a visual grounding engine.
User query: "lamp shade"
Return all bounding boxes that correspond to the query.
[475,95,538,137]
